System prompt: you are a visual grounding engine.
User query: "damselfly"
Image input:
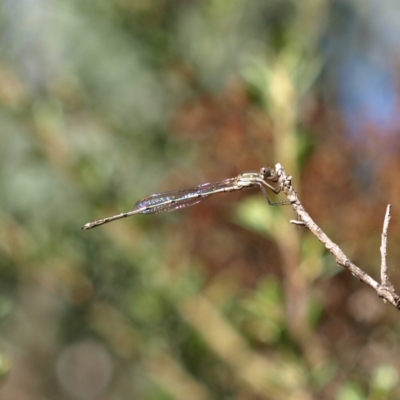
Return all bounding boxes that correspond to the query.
[81,166,285,230]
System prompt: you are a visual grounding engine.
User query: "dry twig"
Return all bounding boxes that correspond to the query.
[274,163,400,310]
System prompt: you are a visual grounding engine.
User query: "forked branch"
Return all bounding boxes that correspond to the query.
[274,163,400,310]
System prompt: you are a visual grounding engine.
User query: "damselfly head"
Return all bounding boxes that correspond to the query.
[260,166,278,182]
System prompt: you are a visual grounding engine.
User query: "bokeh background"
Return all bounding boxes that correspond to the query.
[1,1,400,399]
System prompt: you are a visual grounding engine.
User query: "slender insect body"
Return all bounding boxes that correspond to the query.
[82,166,285,230]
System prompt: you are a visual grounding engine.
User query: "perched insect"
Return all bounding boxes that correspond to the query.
[82,166,285,230]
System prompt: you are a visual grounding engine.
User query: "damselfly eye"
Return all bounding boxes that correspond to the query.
[260,166,271,178]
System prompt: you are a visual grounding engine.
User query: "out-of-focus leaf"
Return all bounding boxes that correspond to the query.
[371,364,398,394]
[337,383,364,400]
[234,196,282,238]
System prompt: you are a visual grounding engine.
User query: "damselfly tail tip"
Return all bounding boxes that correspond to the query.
[81,223,93,230]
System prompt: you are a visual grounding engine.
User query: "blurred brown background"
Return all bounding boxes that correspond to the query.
[1,1,400,399]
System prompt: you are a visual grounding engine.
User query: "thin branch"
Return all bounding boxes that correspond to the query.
[275,163,400,310]
[380,205,393,289]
